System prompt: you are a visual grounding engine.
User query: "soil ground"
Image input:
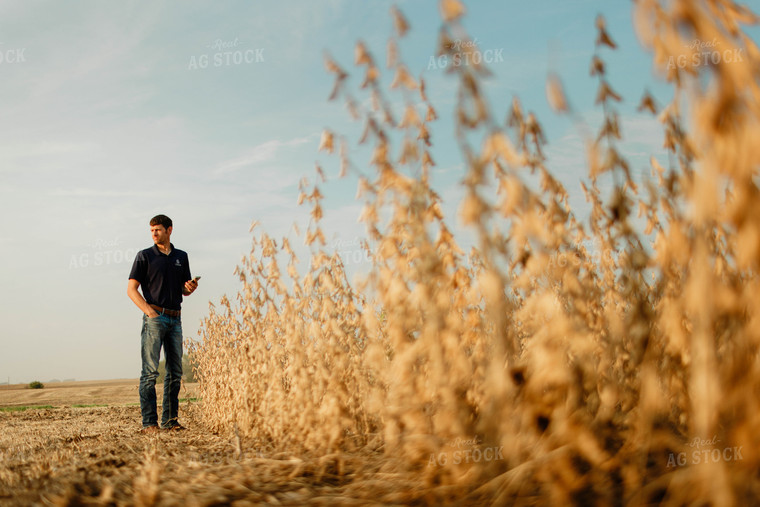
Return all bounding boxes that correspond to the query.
[0,380,390,506]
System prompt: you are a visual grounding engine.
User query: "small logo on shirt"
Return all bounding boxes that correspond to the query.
[175,259,182,267]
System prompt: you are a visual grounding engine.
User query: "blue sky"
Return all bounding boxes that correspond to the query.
[1,1,757,383]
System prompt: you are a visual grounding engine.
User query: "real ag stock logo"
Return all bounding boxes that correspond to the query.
[333,236,374,266]
[69,238,138,269]
[428,437,504,467]
[0,42,26,64]
[188,37,264,70]
[427,38,504,70]
[666,38,744,70]
[667,436,743,468]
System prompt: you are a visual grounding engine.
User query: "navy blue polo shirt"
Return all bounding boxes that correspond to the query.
[129,244,192,311]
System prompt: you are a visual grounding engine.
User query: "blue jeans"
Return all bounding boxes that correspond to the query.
[139,313,183,428]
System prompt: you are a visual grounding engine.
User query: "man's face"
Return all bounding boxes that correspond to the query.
[150,224,171,245]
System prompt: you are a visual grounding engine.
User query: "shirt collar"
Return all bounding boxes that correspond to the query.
[151,243,174,256]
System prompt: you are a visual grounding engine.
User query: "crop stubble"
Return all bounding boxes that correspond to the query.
[0,403,397,505]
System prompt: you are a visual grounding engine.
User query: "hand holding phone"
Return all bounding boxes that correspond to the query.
[185,276,200,295]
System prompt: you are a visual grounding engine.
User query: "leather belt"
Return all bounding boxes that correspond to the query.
[150,304,181,317]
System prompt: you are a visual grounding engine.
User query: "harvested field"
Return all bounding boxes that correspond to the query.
[0,382,398,506]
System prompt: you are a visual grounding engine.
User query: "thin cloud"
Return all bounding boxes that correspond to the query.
[212,136,313,176]
[47,188,158,198]
[0,141,100,162]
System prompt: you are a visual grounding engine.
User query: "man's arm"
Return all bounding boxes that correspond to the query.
[128,279,159,317]
[182,255,197,296]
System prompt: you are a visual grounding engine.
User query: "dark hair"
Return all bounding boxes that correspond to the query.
[150,214,173,229]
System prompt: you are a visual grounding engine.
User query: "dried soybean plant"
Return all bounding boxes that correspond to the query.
[190,0,760,503]
[191,213,374,454]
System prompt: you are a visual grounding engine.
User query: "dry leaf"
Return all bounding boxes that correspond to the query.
[546,73,569,113]
[391,6,410,37]
[440,0,466,22]
[318,129,334,153]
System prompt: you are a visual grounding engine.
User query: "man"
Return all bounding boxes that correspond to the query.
[127,214,198,433]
